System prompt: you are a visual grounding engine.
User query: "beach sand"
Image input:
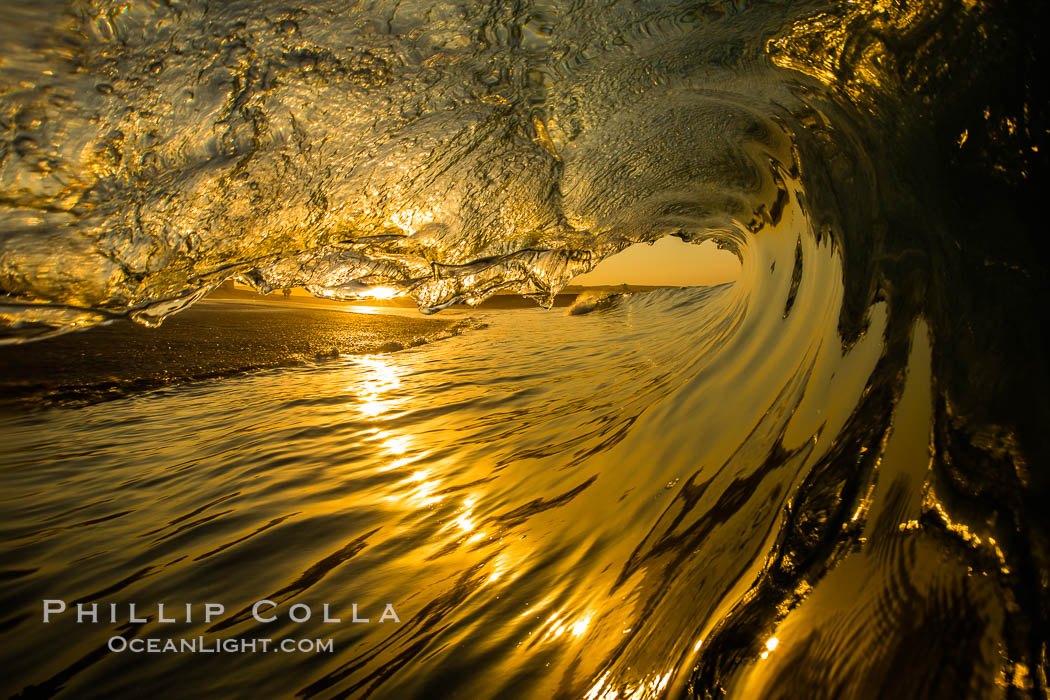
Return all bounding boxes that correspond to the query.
[0,300,462,407]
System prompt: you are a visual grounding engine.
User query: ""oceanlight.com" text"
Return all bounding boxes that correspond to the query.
[107,636,334,654]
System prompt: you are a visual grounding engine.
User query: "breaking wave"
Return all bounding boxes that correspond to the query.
[0,0,1047,697]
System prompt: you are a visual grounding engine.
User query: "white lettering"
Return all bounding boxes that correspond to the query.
[289,604,311,623]
[157,603,175,623]
[128,603,147,624]
[204,603,224,623]
[379,604,400,623]
[322,604,341,623]
[42,600,66,623]
[252,600,277,623]
[76,603,98,623]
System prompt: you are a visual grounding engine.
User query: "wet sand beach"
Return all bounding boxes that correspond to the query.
[0,300,462,407]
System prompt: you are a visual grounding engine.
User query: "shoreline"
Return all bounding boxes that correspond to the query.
[206,284,671,310]
[0,301,467,409]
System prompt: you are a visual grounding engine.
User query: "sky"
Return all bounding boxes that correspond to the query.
[570,236,740,287]
[233,235,740,296]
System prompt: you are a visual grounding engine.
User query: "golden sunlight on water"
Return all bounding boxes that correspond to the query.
[2,143,971,699]
[350,355,404,418]
[0,206,1036,699]
[0,0,1046,696]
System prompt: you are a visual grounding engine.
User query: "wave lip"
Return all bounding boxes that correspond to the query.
[566,290,626,315]
[0,0,1047,698]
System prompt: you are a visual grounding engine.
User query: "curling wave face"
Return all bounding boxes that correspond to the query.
[0,0,878,336]
[1,0,1048,698]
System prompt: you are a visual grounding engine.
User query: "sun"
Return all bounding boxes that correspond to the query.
[363,286,400,300]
